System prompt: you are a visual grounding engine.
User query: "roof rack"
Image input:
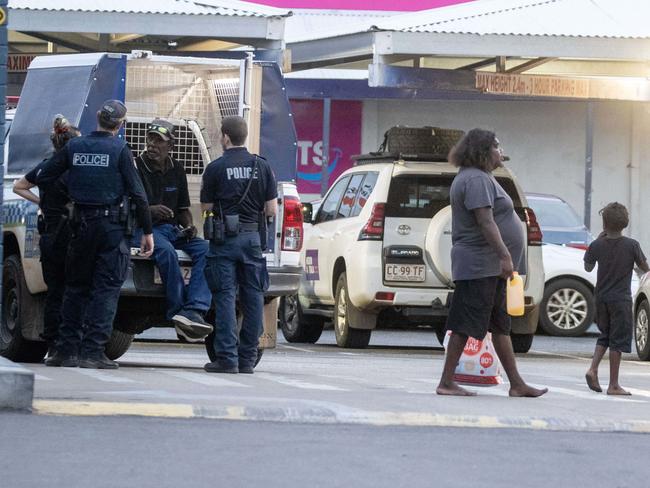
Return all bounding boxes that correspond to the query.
[353,152,449,166]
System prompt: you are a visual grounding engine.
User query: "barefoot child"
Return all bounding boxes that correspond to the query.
[584,202,649,395]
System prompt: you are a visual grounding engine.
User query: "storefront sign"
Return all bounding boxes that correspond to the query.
[290,99,362,195]
[476,72,590,98]
[7,54,36,73]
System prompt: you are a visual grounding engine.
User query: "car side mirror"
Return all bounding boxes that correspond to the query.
[302,202,314,224]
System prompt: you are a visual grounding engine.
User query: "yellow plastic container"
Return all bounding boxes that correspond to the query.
[507,272,525,316]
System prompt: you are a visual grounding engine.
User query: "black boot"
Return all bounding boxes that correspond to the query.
[79,354,119,370]
[45,353,79,367]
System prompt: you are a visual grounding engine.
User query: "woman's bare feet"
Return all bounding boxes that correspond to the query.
[607,385,631,396]
[585,370,602,392]
[436,381,477,396]
[509,384,548,397]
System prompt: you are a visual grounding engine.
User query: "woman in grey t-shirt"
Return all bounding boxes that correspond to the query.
[436,129,547,398]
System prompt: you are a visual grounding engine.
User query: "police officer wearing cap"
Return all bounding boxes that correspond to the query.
[133,118,212,342]
[201,115,277,374]
[38,100,154,369]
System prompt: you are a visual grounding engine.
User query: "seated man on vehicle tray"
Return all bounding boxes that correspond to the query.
[132,118,213,342]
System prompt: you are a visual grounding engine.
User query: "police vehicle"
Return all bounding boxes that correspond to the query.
[1,52,303,363]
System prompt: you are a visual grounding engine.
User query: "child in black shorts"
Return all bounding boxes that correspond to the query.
[584,202,649,395]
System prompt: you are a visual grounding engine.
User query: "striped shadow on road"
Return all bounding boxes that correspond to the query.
[32,399,650,434]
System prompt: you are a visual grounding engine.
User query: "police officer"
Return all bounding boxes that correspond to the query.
[37,100,154,369]
[12,115,80,357]
[201,115,277,374]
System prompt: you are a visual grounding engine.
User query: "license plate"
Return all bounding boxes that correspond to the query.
[154,266,192,285]
[384,263,425,282]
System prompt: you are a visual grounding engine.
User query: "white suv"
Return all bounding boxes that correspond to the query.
[280,153,545,353]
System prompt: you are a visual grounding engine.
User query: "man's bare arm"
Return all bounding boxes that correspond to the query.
[265,198,278,217]
[473,206,513,279]
[638,260,650,274]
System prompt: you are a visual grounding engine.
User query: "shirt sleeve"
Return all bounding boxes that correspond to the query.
[584,241,598,265]
[176,163,191,210]
[200,162,216,204]
[634,240,647,267]
[35,147,70,185]
[24,165,40,184]
[263,162,278,201]
[119,146,152,234]
[463,174,495,211]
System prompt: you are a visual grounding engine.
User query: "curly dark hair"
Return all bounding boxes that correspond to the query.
[448,128,496,171]
[600,202,629,232]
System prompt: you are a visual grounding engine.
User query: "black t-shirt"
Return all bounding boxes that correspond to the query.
[135,154,190,226]
[25,158,70,225]
[584,235,647,302]
[200,147,278,224]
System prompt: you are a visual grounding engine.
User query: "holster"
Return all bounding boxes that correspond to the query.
[258,212,268,251]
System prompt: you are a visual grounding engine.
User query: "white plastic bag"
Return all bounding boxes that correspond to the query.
[443,331,503,386]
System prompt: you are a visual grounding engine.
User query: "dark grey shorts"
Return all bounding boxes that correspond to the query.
[446,277,511,340]
[596,300,633,353]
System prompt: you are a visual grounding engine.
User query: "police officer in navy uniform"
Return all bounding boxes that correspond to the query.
[38,100,154,369]
[13,115,80,357]
[201,116,277,374]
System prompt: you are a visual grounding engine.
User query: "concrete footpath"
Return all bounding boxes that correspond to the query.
[0,356,34,410]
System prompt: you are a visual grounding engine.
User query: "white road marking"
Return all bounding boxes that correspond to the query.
[34,374,51,381]
[528,383,645,402]
[74,369,137,384]
[162,370,250,388]
[256,373,348,391]
[279,344,315,353]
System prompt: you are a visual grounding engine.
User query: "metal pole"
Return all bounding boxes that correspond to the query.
[584,101,594,230]
[320,98,331,197]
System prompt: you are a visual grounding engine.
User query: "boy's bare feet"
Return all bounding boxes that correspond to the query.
[607,385,631,396]
[436,382,477,396]
[585,370,602,392]
[509,384,548,397]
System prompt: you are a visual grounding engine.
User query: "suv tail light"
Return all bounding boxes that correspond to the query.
[524,207,543,246]
[358,203,385,241]
[281,196,303,251]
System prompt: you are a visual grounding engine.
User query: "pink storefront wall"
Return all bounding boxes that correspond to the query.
[251,0,471,10]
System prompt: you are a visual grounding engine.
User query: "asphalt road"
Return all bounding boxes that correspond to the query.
[1,413,647,488]
[2,328,650,487]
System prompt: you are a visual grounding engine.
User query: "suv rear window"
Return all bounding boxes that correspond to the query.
[386,174,523,219]
[386,175,453,219]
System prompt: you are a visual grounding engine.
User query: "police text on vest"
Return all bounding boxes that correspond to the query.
[226,166,258,180]
[73,153,110,167]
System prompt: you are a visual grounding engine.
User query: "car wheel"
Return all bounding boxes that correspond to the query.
[279,294,324,344]
[0,255,48,363]
[511,333,534,353]
[539,278,595,337]
[334,272,371,348]
[104,329,134,360]
[635,299,650,361]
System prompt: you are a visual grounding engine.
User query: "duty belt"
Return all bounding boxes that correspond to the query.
[239,222,259,233]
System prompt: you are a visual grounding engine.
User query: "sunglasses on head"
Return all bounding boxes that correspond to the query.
[148,124,169,135]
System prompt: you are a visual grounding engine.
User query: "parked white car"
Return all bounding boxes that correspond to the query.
[279,144,545,353]
[540,244,597,336]
[542,243,640,338]
[633,273,650,360]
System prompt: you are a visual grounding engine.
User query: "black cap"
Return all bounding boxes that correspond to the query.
[147,119,175,141]
[99,99,127,123]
